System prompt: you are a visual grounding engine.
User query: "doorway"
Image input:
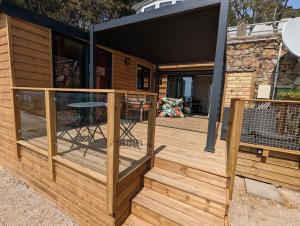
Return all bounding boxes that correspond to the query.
[95,48,112,89]
[166,74,212,116]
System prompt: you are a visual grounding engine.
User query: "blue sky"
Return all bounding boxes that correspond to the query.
[288,0,300,9]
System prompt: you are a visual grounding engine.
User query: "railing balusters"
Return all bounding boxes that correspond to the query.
[227,98,245,200]
[147,95,157,167]
[106,92,121,215]
[45,90,57,180]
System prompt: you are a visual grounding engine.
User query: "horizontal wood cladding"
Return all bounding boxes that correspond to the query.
[222,72,255,107]
[115,161,149,225]
[10,17,52,88]
[158,74,167,98]
[237,146,300,191]
[112,51,155,91]
[0,14,15,161]
[0,143,115,226]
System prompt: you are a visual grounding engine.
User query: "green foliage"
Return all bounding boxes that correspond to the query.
[228,0,300,26]
[8,0,136,30]
[276,89,300,100]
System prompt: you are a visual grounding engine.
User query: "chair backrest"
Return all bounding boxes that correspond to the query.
[126,98,144,121]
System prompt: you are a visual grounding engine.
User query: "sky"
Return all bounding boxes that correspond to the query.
[288,0,300,9]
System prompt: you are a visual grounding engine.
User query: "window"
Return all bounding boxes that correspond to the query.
[159,1,172,8]
[137,65,151,90]
[144,5,155,12]
[53,33,88,88]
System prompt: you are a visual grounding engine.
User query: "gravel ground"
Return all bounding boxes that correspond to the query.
[2,165,300,226]
[229,176,300,226]
[0,166,77,226]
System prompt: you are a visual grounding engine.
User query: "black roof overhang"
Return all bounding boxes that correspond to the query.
[0,0,88,41]
[92,0,222,65]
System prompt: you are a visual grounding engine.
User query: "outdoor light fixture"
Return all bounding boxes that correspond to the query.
[124,57,131,65]
[256,149,263,155]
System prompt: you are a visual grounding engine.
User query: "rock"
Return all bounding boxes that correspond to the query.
[245,178,282,203]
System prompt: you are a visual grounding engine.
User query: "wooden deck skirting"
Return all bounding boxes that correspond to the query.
[228,99,300,192]
[4,87,157,225]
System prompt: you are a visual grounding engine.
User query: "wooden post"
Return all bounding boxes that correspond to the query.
[106,92,121,215]
[12,89,21,160]
[45,90,57,180]
[147,95,157,168]
[227,99,245,200]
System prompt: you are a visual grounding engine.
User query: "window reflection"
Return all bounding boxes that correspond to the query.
[53,33,88,88]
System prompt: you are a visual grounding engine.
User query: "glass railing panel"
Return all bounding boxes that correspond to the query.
[119,93,150,177]
[55,92,108,173]
[17,90,47,150]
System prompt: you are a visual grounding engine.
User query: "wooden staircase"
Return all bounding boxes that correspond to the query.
[122,154,229,226]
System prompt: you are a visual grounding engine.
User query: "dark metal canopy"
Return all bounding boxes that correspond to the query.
[91,0,229,152]
[92,0,221,65]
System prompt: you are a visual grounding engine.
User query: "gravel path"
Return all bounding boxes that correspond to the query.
[0,166,77,226]
[229,176,300,226]
[2,165,300,226]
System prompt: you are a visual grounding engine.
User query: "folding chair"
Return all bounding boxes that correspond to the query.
[120,99,144,143]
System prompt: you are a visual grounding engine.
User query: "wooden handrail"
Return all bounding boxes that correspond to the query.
[243,99,300,104]
[11,87,158,97]
[227,99,245,200]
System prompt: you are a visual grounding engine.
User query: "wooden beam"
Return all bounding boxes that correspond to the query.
[45,90,57,180]
[158,63,214,71]
[227,99,245,200]
[147,95,157,167]
[240,142,300,156]
[106,92,121,215]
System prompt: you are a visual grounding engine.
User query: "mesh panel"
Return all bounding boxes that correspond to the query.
[241,101,300,151]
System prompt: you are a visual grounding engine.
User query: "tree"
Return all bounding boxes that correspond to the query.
[9,0,136,29]
[228,0,300,26]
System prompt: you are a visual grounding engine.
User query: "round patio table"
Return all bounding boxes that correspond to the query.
[67,101,107,156]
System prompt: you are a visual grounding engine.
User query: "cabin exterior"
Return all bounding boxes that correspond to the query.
[0,0,299,226]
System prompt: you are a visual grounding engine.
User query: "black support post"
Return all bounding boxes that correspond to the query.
[205,0,229,152]
[89,25,96,88]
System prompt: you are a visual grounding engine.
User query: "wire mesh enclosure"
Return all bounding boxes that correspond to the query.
[241,100,300,151]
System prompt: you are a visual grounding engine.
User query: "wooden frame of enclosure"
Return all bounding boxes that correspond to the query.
[226,99,300,195]
[9,87,157,225]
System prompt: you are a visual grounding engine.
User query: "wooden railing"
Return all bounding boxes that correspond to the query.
[226,99,245,200]
[226,98,300,199]
[11,87,157,216]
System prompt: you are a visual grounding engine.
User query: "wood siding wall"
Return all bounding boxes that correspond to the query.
[112,51,155,91]
[222,72,255,108]
[0,14,150,226]
[158,74,167,98]
[0,13,15,163]
[237,146,300,191]
[10,17,52,88]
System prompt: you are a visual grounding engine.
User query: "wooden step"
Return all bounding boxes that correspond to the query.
[122,214,154,226]
[154,157,227,188]
[145,167,227,205]
[154,148,227,177]
[144,177,226,218]
[132,188,224,226]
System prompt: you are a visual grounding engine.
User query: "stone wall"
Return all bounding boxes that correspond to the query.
[225,33,300,102]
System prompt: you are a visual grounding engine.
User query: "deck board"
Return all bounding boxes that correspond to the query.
[22,117,226,179]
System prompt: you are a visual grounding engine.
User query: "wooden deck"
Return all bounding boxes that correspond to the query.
[23,117,226,180]
[8,108,229,226]
[155,116,209,133]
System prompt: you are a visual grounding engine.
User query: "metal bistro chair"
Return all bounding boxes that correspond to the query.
[120,98,144,144]
[56,97,83,150]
